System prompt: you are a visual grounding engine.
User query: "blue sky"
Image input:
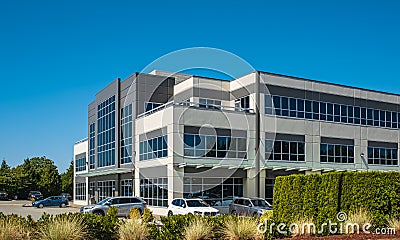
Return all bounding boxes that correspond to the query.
[0,0,399,172]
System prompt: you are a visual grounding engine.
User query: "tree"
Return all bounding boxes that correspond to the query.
[61,161,73,194]
[21,157,62,196]
[0,160,10,175]
[0,160,12,192]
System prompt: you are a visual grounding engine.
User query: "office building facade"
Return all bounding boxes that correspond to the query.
[73,70,400,214]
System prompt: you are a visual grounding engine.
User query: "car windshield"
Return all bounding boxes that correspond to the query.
[251,199,271,207]
[98,198,111,205]
[186,200,210,207]
[31,191,40,194]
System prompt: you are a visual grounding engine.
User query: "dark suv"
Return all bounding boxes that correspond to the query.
[229,197,272,217]
[28,191,43,201]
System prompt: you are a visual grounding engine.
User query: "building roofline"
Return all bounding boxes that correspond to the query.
[91,69,400,99]
[74,138,88,145]
[259,70,400,97]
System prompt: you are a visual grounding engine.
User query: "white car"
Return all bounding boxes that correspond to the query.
[167,198,220,217]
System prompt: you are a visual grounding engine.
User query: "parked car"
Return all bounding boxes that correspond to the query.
[60,193,73,201]
[80,196,147,217]
[28,191,43,201]
[32,196,68,208]
[229,197,272,217]
[207,197,236,214]
[0,192,8,200]
[167,198,220,217]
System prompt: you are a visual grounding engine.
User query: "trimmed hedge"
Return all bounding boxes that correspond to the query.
[273,171,400,228]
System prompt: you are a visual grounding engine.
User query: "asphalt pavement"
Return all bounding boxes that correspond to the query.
[0,200,79,220]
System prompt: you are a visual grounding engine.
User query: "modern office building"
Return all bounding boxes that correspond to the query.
[74,70,400,215]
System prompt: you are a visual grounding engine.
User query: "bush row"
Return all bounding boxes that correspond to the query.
[0,211,272,240]
[273,171,400,228]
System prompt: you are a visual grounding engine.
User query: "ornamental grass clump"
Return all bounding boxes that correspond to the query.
[290,216,315,237]
[344,208,373,234]
[129,208,141,220]
[0,218,30,240]
[119,219,148,240]
[222,216,263,240]
[39,216,86,240]
[387,217,400,232]
[184,217,213,240]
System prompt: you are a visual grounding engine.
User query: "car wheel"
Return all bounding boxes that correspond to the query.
[60,203,66,208]
[231,210,237,215]
[13,195,18,200]
[167,211,173,217]
[38,204,44,208]
[93,210,105,216]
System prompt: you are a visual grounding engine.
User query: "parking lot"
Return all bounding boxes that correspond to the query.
[0,200,79,220]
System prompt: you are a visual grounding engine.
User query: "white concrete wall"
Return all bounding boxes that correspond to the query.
[73,139,89,206]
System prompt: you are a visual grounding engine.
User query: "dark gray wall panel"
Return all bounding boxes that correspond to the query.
[321,137,354,145]
[368,141,398,148]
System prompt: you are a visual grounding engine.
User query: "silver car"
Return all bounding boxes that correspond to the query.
[80,196,147,217]
[229,197,272,217]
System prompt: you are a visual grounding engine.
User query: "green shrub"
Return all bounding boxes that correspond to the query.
[316,172,342,230]
[273,174,301,222]
[153,215,194,240]
[260,210,273,222]
[142,208,154,223]
[108,206,119,217]
[82,213,120,240]
[340,171,400,227]
[273,171,400,234]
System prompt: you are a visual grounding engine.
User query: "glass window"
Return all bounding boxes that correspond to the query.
[121,104,132,164]
[75,155,86,172]
[183,177,243,202]
[265,95,274,114]
[320,143,354,164]
[97,96,116,168]
[264,94,400,130]
[184,130,246,159]
[75,183,86,201]
[367,146,398,166]
[120,179,133,196]
[267,139,305,162]
[97,180,115,201]
[199,98,222,110]
[312,101,319,120]
[89,123,96,169]
[140,178,168,207]
[139,134,168,161]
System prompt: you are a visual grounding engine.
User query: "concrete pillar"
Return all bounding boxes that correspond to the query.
[169,164,184,200]
[259,169,266,198]
[244,168,258,197]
